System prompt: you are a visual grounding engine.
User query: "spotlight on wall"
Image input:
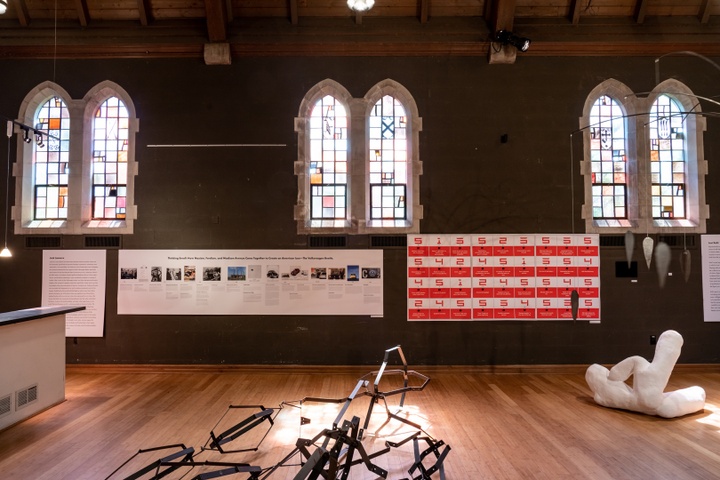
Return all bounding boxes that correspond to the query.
[495,30,531,52]
[347,0,374,12]
[0,0,8,15]
[22,127,32,144]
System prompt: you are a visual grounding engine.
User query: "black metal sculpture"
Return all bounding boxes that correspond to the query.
[105,345,450,480]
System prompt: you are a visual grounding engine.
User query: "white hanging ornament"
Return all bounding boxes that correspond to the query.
[655,241,671,288]
[680,249,691,283]
[624,230,634,267]
[642,236,654,269]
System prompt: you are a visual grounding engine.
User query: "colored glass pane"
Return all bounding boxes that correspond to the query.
[34,96,70,220]
[309,95,348,220]
[369,95,408,220]
[649,95,686,219]
[92,97,129,219]
[589,95,627,219]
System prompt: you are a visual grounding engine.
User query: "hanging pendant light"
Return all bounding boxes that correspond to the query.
[1,121,12,258]
[347,0,375,12]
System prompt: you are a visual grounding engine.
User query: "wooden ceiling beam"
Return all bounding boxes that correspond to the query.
[699,0,712,24]
[419,0,430,24]
[15,0,30,27]
[225,0,233,23]
[137,0,153,26]
[75,0,90,27]
[289,0,298,25]
[634,0,647,24]
[569,0,582,25]
[204,0,228,42]
[488,0,517,34]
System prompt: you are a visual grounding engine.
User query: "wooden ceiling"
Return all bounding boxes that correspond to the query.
[0,0,718,59]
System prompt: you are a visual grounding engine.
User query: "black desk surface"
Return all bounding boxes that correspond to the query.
[0,306,86,327]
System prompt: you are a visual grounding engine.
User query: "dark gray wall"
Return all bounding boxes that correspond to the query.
[0,55,718,366]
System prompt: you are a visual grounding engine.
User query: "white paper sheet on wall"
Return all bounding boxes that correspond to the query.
[42,249,107,337]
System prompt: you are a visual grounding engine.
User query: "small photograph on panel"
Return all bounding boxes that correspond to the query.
[311,267,327,279]
[266,265,279,279]
[227,266,246,281]
[184,266,196,281]
[150,266,162,282]
[203,266,222,281]
[120,267,137,280]
[347,265,360,281]
[247,265,262,280]
[362,267,381,279]
[286,266,308,279]
[328,267,346,280]
[166,267,182,281]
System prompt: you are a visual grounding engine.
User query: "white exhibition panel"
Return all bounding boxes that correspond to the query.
[701,235,720,322]
[407,234,601,321]
[117,249,383,316]
[41,250,107,338]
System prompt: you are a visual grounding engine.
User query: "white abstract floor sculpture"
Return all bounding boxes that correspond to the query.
[586,330,706,418]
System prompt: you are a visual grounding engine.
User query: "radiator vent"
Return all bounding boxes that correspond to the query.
[85,235,122,248]
[25,236,62,249]
[658,235,696,248]
[370,235,407,248]
[0,394,10,418]
[16,384,38,411]
[600,234,696,248]
[599,235,625,247]
[308,236,347,248]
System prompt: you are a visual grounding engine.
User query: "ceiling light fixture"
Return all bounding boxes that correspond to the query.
[0,0,8,15]
[347,0,375,12]
[495,30,531,52]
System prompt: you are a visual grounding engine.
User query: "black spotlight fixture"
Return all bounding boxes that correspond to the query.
[495,30,531,52]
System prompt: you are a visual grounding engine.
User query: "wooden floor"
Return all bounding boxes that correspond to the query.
[1,365,720,479]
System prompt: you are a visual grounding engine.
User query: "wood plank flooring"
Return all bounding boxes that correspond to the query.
[1,366,720,479]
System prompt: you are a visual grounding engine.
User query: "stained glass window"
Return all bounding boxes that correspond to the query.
[589,95,627,219]
[369,95,407,221]
[309,95,348,221]
[33,97,70,220]
[92,96,129,220]
[649,94,686,219]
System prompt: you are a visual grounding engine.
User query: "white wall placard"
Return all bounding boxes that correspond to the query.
[407,234,600,321]
[701,235,720,322]
[117,249,383,316]
[42,250,107,337]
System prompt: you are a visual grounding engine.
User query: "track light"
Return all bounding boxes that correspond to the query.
[22,127,32,144]
[495,30,531,52]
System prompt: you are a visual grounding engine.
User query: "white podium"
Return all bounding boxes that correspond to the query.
[0,306,84,431]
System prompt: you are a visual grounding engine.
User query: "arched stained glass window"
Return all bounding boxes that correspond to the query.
[369,95,407,222]
[92,96,129,220]
[589,95,627,219]
[309,94,348,222]
[296,79,421,235]
[34,96,70,221]
[649,94,686,219]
